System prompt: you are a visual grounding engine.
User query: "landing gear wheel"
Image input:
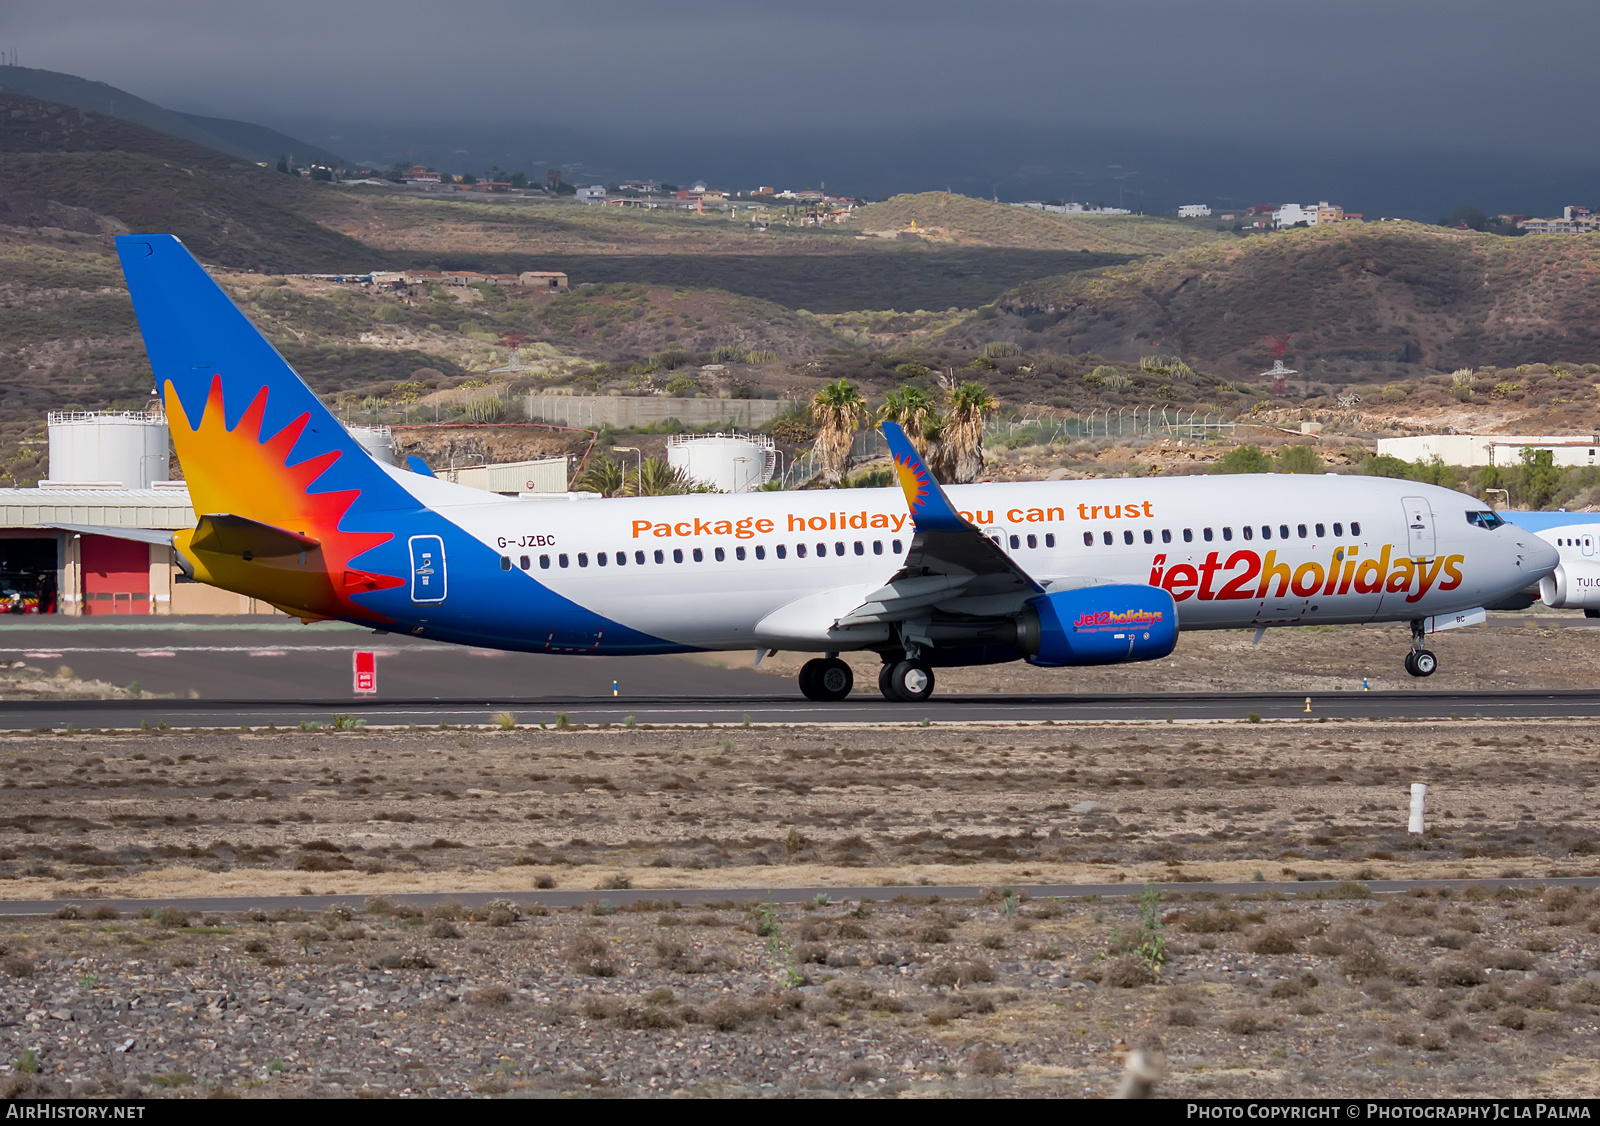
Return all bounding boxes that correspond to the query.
[1403,652,1417,677]
[885,659,935,703]
[800,657,852,701]
[878,662,898,700]
[1411,649,1437,677]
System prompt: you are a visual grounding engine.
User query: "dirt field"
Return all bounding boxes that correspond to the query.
[0,712,1596,1097]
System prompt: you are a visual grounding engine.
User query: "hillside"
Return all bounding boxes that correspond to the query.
[0,93,379,271]
[958,222,1600,382]
[0,65,341,166]
[847,192,1225,254]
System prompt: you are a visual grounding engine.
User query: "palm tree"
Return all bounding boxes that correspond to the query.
[877,386,941,459]
[810,379,866,486]
[628,456,696,496]
[936,381,997,484]
[575,457,625,497]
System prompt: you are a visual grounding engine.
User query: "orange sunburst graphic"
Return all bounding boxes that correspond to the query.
[167,375,401,619]
[893,453,932,514]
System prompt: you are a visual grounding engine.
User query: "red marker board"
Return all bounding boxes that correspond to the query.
[353,650,377,695]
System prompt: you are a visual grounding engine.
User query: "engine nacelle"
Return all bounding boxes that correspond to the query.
[1011,584,1178,667]
[1540,561,1600,608]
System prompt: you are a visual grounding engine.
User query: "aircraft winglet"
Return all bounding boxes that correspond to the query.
[880,421,970,532]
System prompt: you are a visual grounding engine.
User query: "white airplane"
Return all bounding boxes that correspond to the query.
[1530,521,1600,617]
[115,233,1560,700]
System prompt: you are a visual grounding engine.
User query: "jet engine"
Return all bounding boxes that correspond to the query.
[1010,584,1179,667]
[1539,560,1600,609]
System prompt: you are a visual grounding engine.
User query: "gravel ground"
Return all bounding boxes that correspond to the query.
[0,691,1595,1097]
[0,886,1596,1098]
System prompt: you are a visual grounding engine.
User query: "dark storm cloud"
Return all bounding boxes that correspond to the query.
[8,0,1600,161]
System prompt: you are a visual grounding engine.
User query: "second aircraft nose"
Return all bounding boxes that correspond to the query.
[1522,533,1561,579]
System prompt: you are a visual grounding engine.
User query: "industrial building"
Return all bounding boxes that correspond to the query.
[1377,433,1600,468]
[0,412,575,615]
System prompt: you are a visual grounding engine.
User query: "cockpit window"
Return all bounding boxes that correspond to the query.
[1466,510,1505,530]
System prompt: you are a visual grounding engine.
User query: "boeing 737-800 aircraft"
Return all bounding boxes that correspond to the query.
[112,235,1560,701]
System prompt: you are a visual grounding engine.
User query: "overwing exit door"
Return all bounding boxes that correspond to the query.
[1401,496,1436,559]
[409,535,447,603]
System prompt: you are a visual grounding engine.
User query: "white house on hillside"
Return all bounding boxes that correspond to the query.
[1178,204,1211,218]
[575,185,607,204]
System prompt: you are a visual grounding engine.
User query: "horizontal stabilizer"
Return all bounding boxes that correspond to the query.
[44,524,175,548]
[190,513,320,560]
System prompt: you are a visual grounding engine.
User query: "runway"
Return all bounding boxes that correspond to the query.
[6,688,1600,729]
[4,617,1600,729]
[4,876,1597,917]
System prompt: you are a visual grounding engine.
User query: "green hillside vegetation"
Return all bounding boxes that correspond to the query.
[849,192,1226,254]
[969,221,1600,382]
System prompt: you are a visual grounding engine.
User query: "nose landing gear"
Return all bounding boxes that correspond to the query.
[1405,620,1437,678]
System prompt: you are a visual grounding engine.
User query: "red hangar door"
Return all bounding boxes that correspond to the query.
[81,535,150,615]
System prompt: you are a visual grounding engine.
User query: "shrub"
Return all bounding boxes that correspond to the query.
[1246,927,1299,955]
[746,349,780,364]
[710,345,746,364]
[1211,445,1272,474]
[1274,445,1322,474]
[1181,908,1242,933]
[567,932,616,977]
[1103,956,1159,987]
[983,342,1022,359]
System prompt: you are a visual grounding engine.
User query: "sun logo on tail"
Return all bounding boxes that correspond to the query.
[167,375,401,618]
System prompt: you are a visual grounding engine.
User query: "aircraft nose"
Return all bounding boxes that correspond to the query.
[1522,534,1560,579]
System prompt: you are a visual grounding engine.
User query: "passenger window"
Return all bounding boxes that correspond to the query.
[578,553,589,567]
[559,553,569,568]
[519,555,530,570]
[1333,523,1343,537]
[1009,534,1020,549]
[1027,534,1037,549]
[892,539,903,553]
[1083,532,1094,546]
[1279,525,1289,539]
[835,542,845,556]
[1102,531,1113,546]
[735,546,746,561]
[1222,527,1232,541]
[616,552,626,566]
[1161,529,1171,544]
[872,540,883,555]
[1351,521,1361,536]
[1183,529,1193,542]
[1243,526,1253,540]
[1044,533,1055,547]
[854,541,864,555]
[596,552,607,567]
[540,554,550,569]
[673,548,684,563]
[1298,524,1308,538]
[776,544,786,559]
[1314,523,1325,537]
[500,556,511,571]
[797,544,807,558]
[1143,529,1153,544]
[693,548,704,562]
[1123,530,1134,545]
[714,547,725,562]
[755,545,765,560]
[1203,528,1213,542]
[654,550,665,564]
[635,551,646,565]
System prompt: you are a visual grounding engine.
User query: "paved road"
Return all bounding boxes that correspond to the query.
[5,689,1600,730]
[4,617,1600,729]
[4,876,1597,917]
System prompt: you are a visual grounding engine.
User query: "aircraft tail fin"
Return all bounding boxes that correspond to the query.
[880,421,970,532]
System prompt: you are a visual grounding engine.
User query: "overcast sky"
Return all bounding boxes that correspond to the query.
[7,0,1600,164]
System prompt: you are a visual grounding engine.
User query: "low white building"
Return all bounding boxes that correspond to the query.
[1376,434,1600,468]
[1178,204,1212,218]
[575,185,607,204]
[1273,203,1317,228]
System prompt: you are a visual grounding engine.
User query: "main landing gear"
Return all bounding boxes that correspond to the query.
[799,656,853,701]
[879,657,935,702]
[1405,620,1438,678]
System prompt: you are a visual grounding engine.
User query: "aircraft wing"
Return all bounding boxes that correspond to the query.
[834,423,1044,626]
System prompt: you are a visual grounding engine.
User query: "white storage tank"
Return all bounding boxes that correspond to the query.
[666,432,775,493]
[43,410,170,488]
[345,425,397,466]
